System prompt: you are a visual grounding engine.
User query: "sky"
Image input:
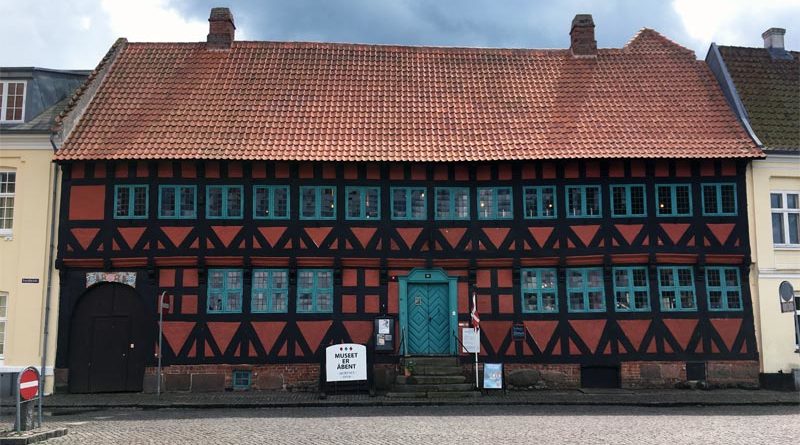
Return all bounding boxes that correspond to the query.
[1,0,799,70]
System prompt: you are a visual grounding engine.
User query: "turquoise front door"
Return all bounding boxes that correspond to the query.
[406,283,450,355]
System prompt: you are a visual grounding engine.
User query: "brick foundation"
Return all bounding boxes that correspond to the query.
[144,364,320,392]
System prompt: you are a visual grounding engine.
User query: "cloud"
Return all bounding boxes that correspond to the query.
[99,0,207,42]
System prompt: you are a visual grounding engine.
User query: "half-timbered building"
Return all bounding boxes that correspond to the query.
[51,9,764,393]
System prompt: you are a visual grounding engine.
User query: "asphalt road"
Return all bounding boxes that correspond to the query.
[7,404,800,444]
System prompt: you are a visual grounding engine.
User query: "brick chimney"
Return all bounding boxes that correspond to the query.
[207,7,235,50]
[762,27,785,49]
[570,14,597,57]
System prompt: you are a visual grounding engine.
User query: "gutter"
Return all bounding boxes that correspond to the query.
[39,133,60,400]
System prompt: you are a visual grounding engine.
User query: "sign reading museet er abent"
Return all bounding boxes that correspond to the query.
[325,343,367,382]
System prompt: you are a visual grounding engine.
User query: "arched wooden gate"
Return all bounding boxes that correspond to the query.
[68,283,150,393]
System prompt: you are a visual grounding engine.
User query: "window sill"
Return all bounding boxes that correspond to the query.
[774,246,800,250]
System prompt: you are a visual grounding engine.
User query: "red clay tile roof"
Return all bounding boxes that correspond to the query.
[54,29,761,161]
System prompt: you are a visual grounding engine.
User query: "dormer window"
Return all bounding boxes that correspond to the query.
[0,81,26,122]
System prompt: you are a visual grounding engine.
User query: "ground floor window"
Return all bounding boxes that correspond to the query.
[297,269,333,313]
[658,266,696,311]
[567,268,605,312]
[705,267,742,311]
[613,267,649,311]
[252,269,288,313]
[207,269,243,313]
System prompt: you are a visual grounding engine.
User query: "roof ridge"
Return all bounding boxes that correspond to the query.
[624,28,696,57]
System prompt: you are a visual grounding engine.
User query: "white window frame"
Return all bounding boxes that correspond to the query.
[0,292,8,360]
[0,170,15,236]
[0,80,27,123]
[771,190,800,248]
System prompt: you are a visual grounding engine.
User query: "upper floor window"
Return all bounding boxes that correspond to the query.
[207,185,243,219]
[300,186,336,220]
[567,268,605,312]
[297,269,333,313]
[114,185,148,219]
[346,186,380,220]
[566,185,601,218]
[0,81,25,122]
[207,269,243,313]
[521,268,558,313]
[523,186,556,219]
[613,267,650,311]
[159,185,196,219]
[658,266,696,311]
[0,171,15,234]
[656,184,692,217]
[611,185,646,217]
[391,187,426,220]
[252,269,289,313]
[435,187,469,220]
[254,185,289,219]
[706,267,742,311]
[477,187,513,219]
[702,183,737,216]
[771,192,799,246]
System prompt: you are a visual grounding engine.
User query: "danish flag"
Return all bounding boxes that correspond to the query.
[470,289,480,331]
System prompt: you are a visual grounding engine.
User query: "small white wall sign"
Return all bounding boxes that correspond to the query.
[326,343,367,382]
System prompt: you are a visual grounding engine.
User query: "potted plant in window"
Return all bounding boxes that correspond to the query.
[402,359,415,377]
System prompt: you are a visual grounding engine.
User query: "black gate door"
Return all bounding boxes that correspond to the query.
[68,283,150,393]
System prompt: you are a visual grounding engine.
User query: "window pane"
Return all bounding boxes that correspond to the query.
[524,292,538,311]
[161,188,176,217]
[410,189,425,219]
[676,186,691,215]
[727,291,741,309]
[632,269,648,287]
[273,271,287,289]
[613,187,626,215]
[703,185,718,213]
[707,269,721,287]
[497,188,512,218]
[680,291,695,308]
[208,188,223,217]
[317,271,332,289]
[720,185,736,214]
[724,269,739,287]
[630,186,645,215]
[436,189,450,219]
[298,292,312,311]
[772,213,785,244]
[133,187,147,217]
[569,292,585,310]
[771,193,782,209]
[542,188,555,217]
[320,188,335,218]
[274,187,288,217]
[709,290,723,309]
[634,291,649,309]
[568,188,582,216]
[787,194,799,209]
[365,188,379,219]
[568,270,583,288]
[659,269,674,287]
[455,189,469,218]
[615,269,629,288]
[789,213,799,245]
[299,271,314,289]
[589,291,604,310]
[541,270,556,289]
[302,188,316,218]
[661,290,676,309]
[479,189,493,218]
[255,188,269,217]
[392,189,406,218]
[347,189,361,218]
[658,187,672,214]
[180,187,194,217]
[542,293,557,311]
[253,271,268,288]
[317,293,331,311]
[588,269,603,287]
[586,187,600,216]
[678,268,693,286]
[524,188,538,217]
[272,292,287,312]
[227,187,242,217]
[116,187,130,217]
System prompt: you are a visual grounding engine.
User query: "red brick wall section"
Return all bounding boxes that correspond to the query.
[146,364,321,391]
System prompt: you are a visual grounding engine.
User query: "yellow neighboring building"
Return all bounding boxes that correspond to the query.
[706,29,800,390]
[0,67,86,394]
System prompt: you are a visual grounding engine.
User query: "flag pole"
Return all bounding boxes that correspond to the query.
[157,291,166,397]
[470,287,480,390]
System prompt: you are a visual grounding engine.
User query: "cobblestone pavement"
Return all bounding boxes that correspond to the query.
[3,405,798,444]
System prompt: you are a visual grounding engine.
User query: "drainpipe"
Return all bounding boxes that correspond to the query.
[40,134,61,405]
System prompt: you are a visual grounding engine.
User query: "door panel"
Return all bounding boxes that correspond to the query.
[89,316,130,392]
[406,283,451,355]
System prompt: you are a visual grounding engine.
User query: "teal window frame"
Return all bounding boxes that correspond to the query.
[158,185,196,219]
[206,185,243,219]
[114,185,149,219]
[566,268,606,312]
[345,186,381,220]
[566,185,602,218]
[251,269,289,313]
[611,184,646,217]
[434,187,470,220]
[520,268,558,313]
[296,269,334,313]
[658,266,697,311]
[391,187,427,220]
[232,370,251,390]
[299,186,337,220]
[656,184,693,217]
[253,185,290,220]
[613,267,650,312]
[706,267,743,311]
[523,186,556,219]
[477,187,513,220]
[207,269,243,314]
[702,183,737,216]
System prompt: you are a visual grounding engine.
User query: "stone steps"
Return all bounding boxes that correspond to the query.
[391,356,479,398]
[390,383,474,392]
[385,390,482,399]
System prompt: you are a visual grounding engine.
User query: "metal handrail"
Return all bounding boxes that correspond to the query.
[452,329,468,353]
[400,326,407,357]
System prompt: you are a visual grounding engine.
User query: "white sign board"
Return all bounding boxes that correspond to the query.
[326,343,367,382]
[462,328,480,353]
